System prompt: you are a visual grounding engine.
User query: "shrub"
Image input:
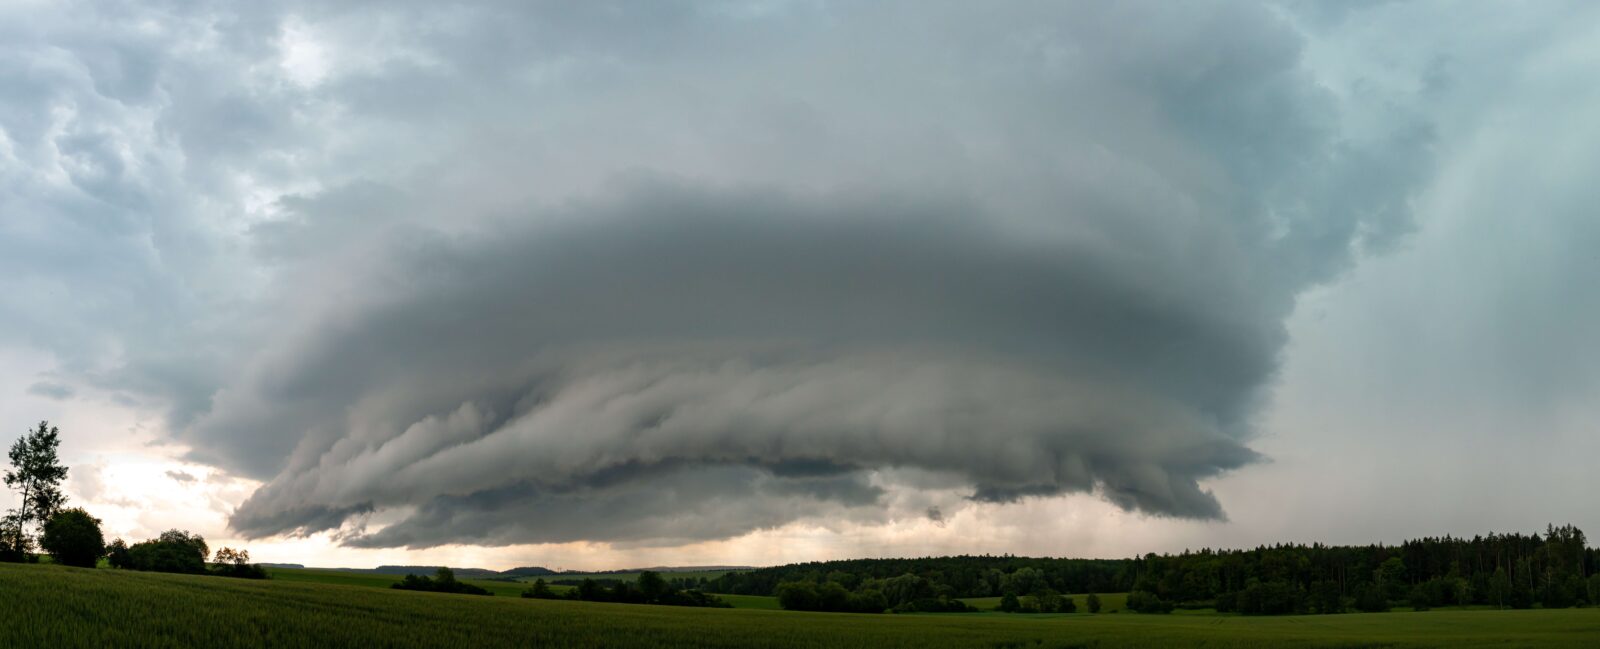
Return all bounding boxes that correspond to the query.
[1085,592,1102,613]
[1126,590,1173,614]
[40,508,104,568]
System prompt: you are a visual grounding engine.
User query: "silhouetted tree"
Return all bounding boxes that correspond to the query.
[638,570,670,602]
[521,578,558,599]
[4,421,68,552]
[998,592,1020,613]
[1086,592,1102,613]
[40,508,103,568]
[210,547,268,579]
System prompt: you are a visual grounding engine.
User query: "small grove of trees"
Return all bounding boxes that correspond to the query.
[1126,590,1174,614]
[2,421,69,561]
[774,572,974,613]
[997,588,1077,614]
[108,530,209,574]
[393,567,492,595]
[523,571,730,608]
[212,547,269,579]
[104,529,268,580]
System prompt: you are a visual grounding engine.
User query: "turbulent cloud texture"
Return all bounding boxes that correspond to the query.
[2,1,1444,548]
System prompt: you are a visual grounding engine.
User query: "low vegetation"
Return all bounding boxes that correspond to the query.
[522,571,729,608]
[393,567,492,596]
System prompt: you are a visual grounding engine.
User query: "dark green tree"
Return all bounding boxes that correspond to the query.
[40,508,103,568]
[1059,595,1077,613]
[999,591,1021,613]
[638,570,670,603]
[521,578,557,599]
[0,516,30,562]
[1309,580,1343,614]
[4,421,69,550]
[1086,592,1102,613]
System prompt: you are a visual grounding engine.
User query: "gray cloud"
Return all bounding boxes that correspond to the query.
[1,1,1445,548]
[27,382,74,400]
[165,470,196,484]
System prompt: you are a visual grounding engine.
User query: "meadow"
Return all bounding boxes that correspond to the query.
[8,562,1600,648]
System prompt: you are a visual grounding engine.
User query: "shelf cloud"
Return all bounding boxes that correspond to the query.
[2,1,1437,548]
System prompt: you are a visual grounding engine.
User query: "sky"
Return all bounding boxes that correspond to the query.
[2,1,1599,571]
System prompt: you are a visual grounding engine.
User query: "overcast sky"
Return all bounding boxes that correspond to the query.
[3,1,1599,570]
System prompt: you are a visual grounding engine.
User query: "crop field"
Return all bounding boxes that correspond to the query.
[8,563,1600,648]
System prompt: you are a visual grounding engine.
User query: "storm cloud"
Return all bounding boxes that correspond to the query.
[2,1,1442,548]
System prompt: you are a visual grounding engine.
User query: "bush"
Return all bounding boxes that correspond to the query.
[998,592,1020,613]
[1086,592,1102,613]
[1060,596,1076,613]
[1126,590,1173,614]
[40,508,104,568]
[890,597,975,613]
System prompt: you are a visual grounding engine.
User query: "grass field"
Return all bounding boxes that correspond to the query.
[9,562,1600,648]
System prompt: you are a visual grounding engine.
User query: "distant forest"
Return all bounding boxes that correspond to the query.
[711,524,1600,615]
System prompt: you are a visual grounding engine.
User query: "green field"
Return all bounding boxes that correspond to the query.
[9,562,1600,648]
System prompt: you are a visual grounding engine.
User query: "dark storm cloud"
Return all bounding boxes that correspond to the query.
[2,1,1441,547]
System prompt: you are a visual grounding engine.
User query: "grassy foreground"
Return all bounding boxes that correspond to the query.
[8,563,1600,648]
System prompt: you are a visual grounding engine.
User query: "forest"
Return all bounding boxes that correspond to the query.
[711,525,1600,614]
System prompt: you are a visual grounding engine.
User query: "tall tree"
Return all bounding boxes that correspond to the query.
[4,421,69,545]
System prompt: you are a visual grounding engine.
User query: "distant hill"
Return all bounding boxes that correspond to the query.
[258,563,304,569]
[359,565,504,579]
[500,566,557,577]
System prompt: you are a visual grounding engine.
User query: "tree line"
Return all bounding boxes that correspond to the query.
[712,525,1600,615]
[1,421,265,579]
[521,571,730,608]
